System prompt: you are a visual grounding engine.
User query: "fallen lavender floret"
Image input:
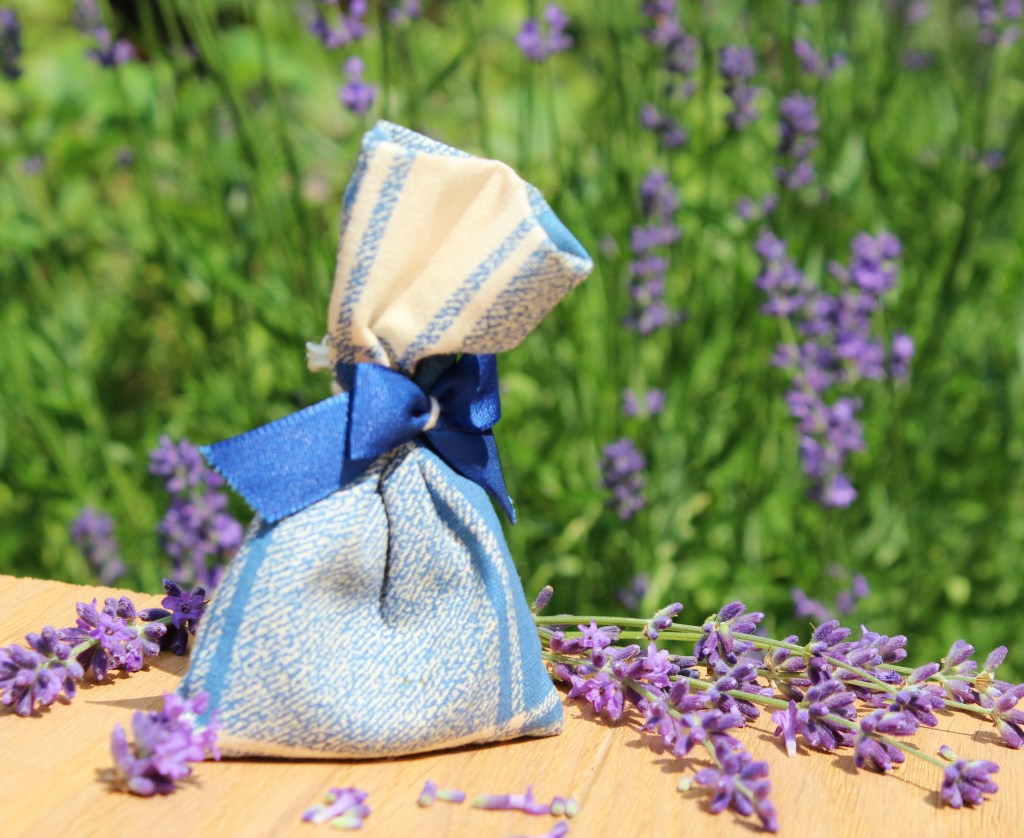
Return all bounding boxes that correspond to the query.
[303,786,371,829]
[2,586,205,716]
[509,822,570,838]
[417,780,465,807]
[108,691,220,796]
[472,785,551,815]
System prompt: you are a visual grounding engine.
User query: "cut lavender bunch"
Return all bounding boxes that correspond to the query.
[1,586,205,716]
[536,594,1023,830]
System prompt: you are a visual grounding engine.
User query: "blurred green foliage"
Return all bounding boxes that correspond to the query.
[1,0,1023,673]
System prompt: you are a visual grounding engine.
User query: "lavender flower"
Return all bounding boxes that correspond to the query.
[639,104,688,148]
[719,45,758,130]
[150,436,242,587]
[622,388,666,418]
[339,55,376,115]
[800,678,858,750]
[776,94,819,190]
[853,710,909,771]
[61,597,166,680]
[626,170,684,333]
[387,0,422,25]
[87,27,135,67]
[303,786,371,827]
[616,573,649,611]
[109,692,220,796]
[309,0,368,49]
[599,438,646,519]
[975,0,1022,46]
[0,628,83,716]
[792,588,831,622]
[568,670,625,720]
[0,7,22,80]
[692,743,777,832]
[941,755,999,808]
[793,39,847,78]
[516,5,573,62]
[755,231,907,506]
[641,3,698,97]
[417,780,464,806]
[694,601,764,667]
[69,507,127,584]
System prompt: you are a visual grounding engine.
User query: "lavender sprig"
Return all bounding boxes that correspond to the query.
[1,584,207,716]
[537,596,1020,828]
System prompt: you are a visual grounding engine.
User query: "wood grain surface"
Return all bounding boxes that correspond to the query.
[0,574,1019,837]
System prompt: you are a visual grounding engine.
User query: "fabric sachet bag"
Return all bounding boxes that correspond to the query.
[178,121,593,758]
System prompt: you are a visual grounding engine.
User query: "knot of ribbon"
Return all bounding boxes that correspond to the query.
[201,354,515,524]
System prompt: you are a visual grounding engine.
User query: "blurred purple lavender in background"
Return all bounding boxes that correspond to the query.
[600,438,647,520]
[0,7,22,80]
[776,93,819,190]
[386,0,422,26]
[69,508,127,585]
[149,436,242,589]
[516,4,573,62]
[719,45,758,130]
[74,1,134,68]
[641,1,699,99]
[339,55,376,115]
[793,39,847,78]
[756,230,910,507]
[617,572,650,611]
[309,0,368,49]
[975,0,1022,46]
[640,103,688,149]
[626,170,684,334]
[622,388,666,418]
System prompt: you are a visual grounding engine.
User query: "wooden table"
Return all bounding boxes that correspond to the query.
[0,575,1018,837]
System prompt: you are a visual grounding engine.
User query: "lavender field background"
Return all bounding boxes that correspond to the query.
[1,0,1023,672]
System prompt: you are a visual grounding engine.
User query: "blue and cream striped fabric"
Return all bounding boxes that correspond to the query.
[178,123,593,758]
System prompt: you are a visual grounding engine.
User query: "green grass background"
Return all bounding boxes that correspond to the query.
[1,0,1023,673]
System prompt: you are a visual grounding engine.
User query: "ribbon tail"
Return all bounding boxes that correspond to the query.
[201,392,367,524]
[426,429,516,524]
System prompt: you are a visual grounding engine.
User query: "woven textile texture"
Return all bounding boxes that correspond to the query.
[179,122,592,757]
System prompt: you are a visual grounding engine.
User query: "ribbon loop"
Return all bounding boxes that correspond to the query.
[202,354,515,524]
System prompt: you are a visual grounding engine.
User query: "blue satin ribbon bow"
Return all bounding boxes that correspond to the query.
[201,354,515,524]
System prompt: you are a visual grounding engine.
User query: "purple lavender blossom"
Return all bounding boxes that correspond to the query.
[69,507,127,584]
[110,691,221,796]
[568,670,625,720]
[692,744,777,831]
[694,601,764,667]
[755,231,907,507]
[792,588,832,622]
[1,8,22,80]
[63,597,167,679]
[854,710,909,771]
[616,573,649,611]
[387,0,422,26]
[640,2,698,98]
[975,0,1022,46]
[793,39,847,78]
[87,27,135,67]
[309,0,368,49]
[639,104,688,148]
[600,438,646,519]
[626,171,684,333]
[516,5,573,62]
[941,756,999,808]
[151,436,242,587]
[719,45,758,130]
[622,388,666,418]
[776,94,819,190]
[339,55,376,115]
[800,678,858,750]
[0,628,83,716]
